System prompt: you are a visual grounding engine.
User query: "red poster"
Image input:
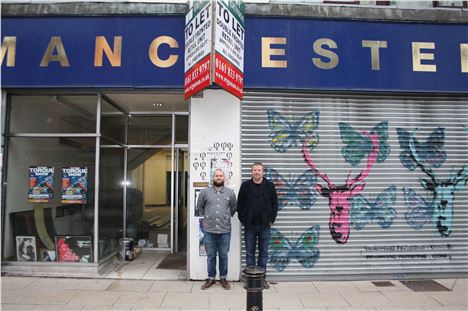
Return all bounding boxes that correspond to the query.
[184,54,211,99]
[214,52,244,99]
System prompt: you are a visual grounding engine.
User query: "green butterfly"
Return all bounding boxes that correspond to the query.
[339,121,390,166]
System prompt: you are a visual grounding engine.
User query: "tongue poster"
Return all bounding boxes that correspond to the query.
[61,167,88,204]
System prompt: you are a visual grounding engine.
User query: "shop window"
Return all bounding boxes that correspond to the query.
[3,137,96,262]
[175,115,189,145]
[324,1,360,4]
[99,147,124,259]
[8,95,97,134]
[433,1,467,7]
[127,115,172,146]
[101,98,126,145]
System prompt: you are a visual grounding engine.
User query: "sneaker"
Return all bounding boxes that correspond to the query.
[263,280,270,289]
[220,278,231,290]
[201,279,216,290]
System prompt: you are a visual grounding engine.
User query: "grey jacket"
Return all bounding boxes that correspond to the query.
[197,186,237,234]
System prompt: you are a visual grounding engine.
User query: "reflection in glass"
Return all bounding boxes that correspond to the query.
[99,147,124,259]
[126,148,172,249]
[175,115,188,144]
[9,95,97,134]
[127,116,172,145]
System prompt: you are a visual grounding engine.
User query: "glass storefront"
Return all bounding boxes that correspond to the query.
[2,92,189,264]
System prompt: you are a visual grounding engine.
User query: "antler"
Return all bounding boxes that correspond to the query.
[345,131,379,188]
[453,165,468,190]
[409,129,437,185]
[302,143,333,187]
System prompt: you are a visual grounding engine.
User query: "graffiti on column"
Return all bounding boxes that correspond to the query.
[350,185,397,230]
[303,131,379,244]
[398,127,468,237]
[264,167,317,210]
[339,121,390,166]
[269,225,320,272]
[267,109,320,152]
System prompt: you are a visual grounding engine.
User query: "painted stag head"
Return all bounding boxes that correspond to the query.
[409,129,468,236]
[303,131,379,244]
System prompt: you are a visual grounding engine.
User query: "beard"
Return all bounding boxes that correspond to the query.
[213,180,224,187]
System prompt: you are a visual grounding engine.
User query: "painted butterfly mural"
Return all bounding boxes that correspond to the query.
[401,128,468,237]
[269,225,320,272]
[339,121,390,166]
[264,167,317,210]
[267,110,320,153]
[396,127,446,171]
[350,185,397,230]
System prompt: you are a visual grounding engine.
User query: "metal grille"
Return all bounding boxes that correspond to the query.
[241,91,468,281]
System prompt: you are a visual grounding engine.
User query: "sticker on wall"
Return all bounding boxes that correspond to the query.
[194,189,202,217]
[210,158,233,185]
[28,166,54,203]
[199,219,206,256]
[193,141,235,182]
[264,167,317,210]
[350,185,397,230]
[339,121,390,166]
[61,167,88,204]
[267,110,319,153]
[269,225,320,272]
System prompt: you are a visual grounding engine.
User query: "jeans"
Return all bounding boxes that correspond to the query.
[244,225,271,269]
[204,231,231,279]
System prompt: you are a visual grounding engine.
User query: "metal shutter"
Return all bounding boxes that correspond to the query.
[241,91,468,281]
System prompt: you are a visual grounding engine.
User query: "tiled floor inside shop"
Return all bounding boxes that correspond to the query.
[104,250,187,280]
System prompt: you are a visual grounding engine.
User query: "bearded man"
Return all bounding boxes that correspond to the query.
[197,168,237,290]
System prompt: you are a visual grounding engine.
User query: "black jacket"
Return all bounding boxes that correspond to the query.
[237,178,278,227]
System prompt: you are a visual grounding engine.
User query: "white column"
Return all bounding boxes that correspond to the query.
[188,89,242,281]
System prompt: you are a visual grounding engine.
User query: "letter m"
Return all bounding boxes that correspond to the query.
[1,36,16,67]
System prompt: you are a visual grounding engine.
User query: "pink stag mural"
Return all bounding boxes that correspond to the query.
[302,132,379,244]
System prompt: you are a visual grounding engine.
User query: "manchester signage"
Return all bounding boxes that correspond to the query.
[1,16,467,93]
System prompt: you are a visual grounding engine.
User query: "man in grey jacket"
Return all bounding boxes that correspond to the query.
[197,168,237,290]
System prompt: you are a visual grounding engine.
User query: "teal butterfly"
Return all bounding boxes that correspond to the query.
[267,110,320,153]
[269,225,320,272]
[339,121,390,166]
[350,185,397,230]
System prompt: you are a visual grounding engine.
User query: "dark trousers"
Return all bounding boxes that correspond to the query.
[244,224,271,269]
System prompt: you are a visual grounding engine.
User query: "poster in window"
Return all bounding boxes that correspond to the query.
[61,167,88,204]
[16,236,37,262]
[199,218,206,256]
[28,166,54,203]
[55,236,93,263]
[39,248,56,262]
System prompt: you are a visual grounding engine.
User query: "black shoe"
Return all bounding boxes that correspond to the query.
[220,278,231,290]
[201,279,216,290]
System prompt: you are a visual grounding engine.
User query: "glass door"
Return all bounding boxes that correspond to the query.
[174,148,188,253]
[126,147,173,250]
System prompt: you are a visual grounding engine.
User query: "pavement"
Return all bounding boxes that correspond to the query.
[1,276,467,311]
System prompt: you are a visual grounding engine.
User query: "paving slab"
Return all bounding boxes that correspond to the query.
[20,288,79,305]
[313,281,360,293]
[298,292,350,308]
[106,280,154,292]
[1,277,39,289]
[113,291,166,307]
[149,280,194,293]
[425,291,468,306]
[341,291,395,307]
[1,290,25,304]
[208,292,245,309]
[382,292,442,308]
[1,304,36,311]
[262,292,303,309]
[274,281,319,293]
[66,290,122,307]
[352,280,410,292]
[161,292,209,309]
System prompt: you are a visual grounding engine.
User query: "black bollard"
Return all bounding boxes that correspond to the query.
[243,266,265,311]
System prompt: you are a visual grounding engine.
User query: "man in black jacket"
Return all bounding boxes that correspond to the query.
[237,162,278,289]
